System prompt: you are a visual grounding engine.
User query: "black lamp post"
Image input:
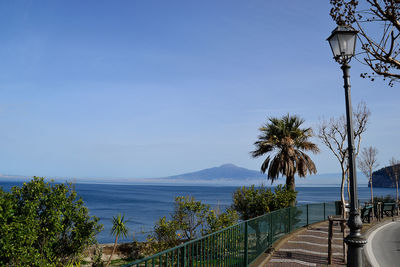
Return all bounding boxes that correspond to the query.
[327,25,367,267]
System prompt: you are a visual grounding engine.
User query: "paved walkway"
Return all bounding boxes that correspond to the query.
[260,221,347,267]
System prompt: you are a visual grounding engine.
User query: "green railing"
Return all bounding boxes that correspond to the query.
[123,201,339,267]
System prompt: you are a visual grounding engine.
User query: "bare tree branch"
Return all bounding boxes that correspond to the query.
[358,146,379,207]
[318,102,370,216]
[330,0,400,85]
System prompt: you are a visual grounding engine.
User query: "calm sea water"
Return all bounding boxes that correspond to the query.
[0,181,396,243]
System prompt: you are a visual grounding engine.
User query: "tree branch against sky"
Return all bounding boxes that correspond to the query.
[318,102,370,217]
[330,0,400,85]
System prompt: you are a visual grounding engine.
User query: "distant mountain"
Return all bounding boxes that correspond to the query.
[158,164,350,186]
[165,163,265,180]
[371,164,400,188]
[0,164,362,187]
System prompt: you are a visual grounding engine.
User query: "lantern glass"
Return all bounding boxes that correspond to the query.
[338,32,356,56]
[327,26,357,60]
[328,34,340,57]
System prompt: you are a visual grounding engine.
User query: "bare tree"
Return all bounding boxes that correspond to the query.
[388,157,400,204]
[357,147,379,215]
[318,102,370,217]
[330,0,400,86]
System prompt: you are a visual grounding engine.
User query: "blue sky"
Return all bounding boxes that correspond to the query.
[0,0,399,180]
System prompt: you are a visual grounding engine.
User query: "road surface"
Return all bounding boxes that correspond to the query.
[366,221,400,267]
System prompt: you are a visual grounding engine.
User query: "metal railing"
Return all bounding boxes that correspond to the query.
[123,202,338,267]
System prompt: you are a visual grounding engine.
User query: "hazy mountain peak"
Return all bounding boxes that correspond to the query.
[219,163,238,168]
[166,163,264,180]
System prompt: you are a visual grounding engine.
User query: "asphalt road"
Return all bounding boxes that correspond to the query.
[366,221,400,267]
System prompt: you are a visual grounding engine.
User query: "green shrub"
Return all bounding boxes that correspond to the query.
[204,207,239,235]
[172,196,210,240]
[232,184,297,220]
[273,184,298,210]
[150,196,238,251]
[152,216,180,249]
[0,177,102,266]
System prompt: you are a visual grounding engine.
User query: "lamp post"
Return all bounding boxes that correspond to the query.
[327,25,367,267]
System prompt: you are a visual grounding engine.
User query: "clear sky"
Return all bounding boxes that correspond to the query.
[0,0,399,180]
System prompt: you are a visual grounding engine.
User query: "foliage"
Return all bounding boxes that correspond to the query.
[92,244,104,267]
[232,184,297,252]
[251,114,319,198]
[152,216,180,249]
[106,214,129,267]
[149,196,238,251]
[273,184,298,209]
[0,177,102,267]
[204,208,239,235]
[111,214,129,239]
[172,196,210,240]
[330,0,400,85]
[231,184,297,220]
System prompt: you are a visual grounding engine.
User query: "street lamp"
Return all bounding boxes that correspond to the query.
[327,25,366,267]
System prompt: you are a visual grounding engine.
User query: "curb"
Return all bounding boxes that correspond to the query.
[362,216,399,267]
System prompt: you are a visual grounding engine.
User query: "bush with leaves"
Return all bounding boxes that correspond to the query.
[232,184,296,220]
[273,184,298,210]
[151,216,180,251]
[231,185,274,220]
[0,177,102,266]
[204,207,239,235]
[172,196,209,241]
[231,184,297,251]
[92,244,104,267]
[150,196,238,251]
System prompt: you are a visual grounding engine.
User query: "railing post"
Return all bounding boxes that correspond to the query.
[269,214,272,245]
[328,216,333,264]
[183,245,187,267]
[288,207,291,233]
[324,202,326,220]
[306,204,309,226]
[244,221,248,266]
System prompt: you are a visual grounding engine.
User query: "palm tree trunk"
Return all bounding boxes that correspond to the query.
[286,175,295,206]
[106,235,119,267]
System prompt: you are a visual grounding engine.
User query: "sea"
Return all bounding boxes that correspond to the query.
[0,180,396,244]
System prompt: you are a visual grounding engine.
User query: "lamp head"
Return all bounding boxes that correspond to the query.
[327,25,358,64]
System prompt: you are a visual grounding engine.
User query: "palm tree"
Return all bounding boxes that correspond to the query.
[106,214,129,267]
[251,114,319,203]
